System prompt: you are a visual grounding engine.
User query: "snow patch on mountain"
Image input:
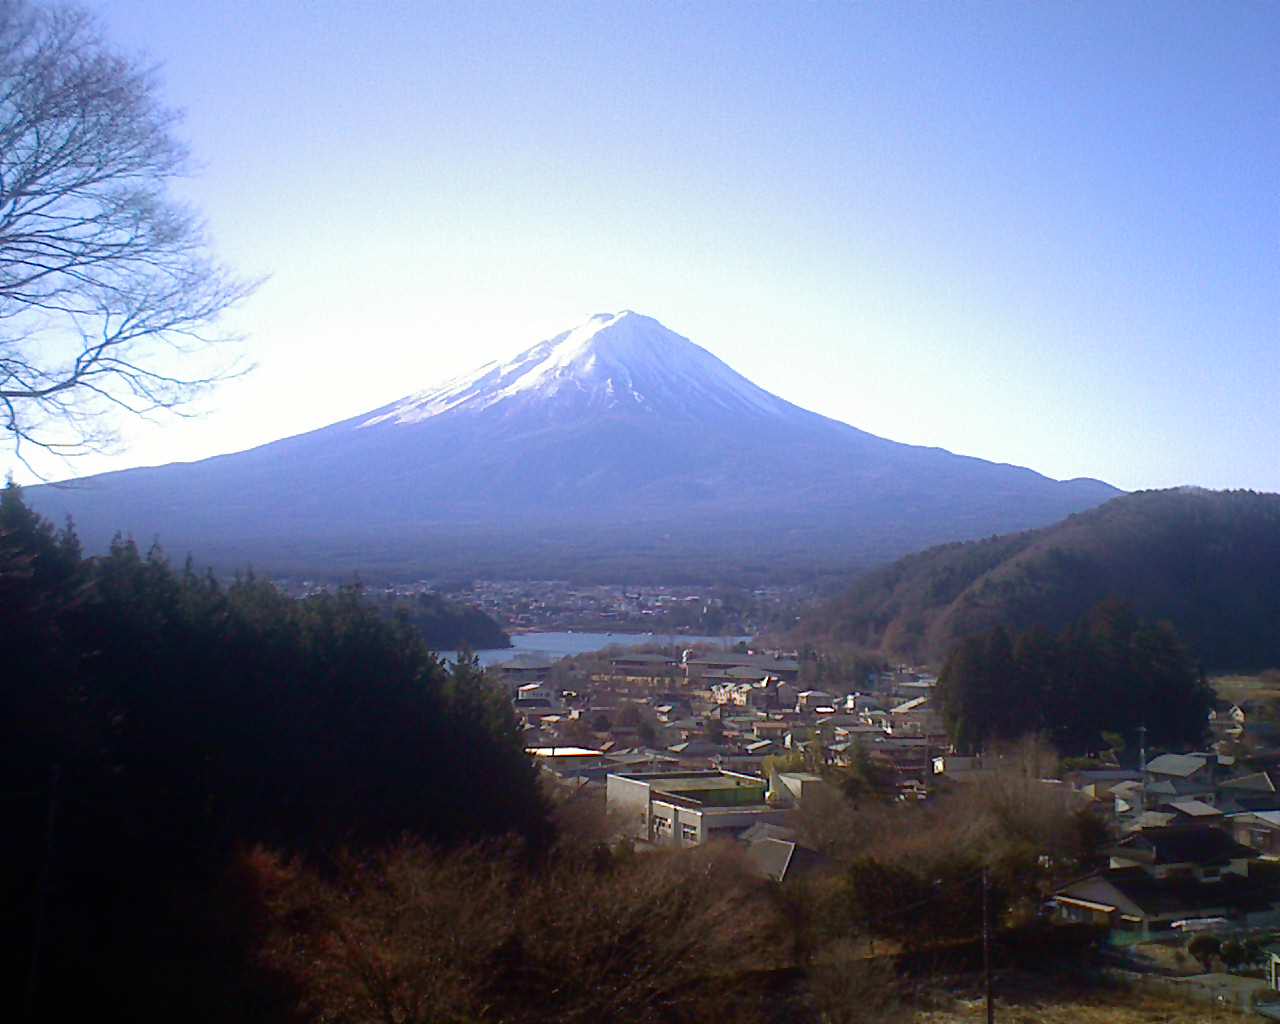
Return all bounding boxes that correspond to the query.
[359,311,794,428]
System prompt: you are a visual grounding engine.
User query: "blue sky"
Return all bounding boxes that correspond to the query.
[16,0,1277,491]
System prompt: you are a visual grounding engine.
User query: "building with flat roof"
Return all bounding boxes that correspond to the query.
[606,770,789,847]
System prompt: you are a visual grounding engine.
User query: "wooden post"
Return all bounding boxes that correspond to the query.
[982,867,994,1024]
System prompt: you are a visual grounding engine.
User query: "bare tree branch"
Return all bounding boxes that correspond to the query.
[0,0,259,468]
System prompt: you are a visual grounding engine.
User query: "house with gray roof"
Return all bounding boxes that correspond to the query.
[1162,799,1224,824]
[1147,752,1216,778]
[744,837,830,883]
[1219,771,1280,814]
[1144,752,1218,808]
[738,821,796,844]
[1052,825,1271,940]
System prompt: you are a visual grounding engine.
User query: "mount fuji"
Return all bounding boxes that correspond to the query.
[25,311,1120,581]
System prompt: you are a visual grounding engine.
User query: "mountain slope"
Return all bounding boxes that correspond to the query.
[797,488,1280,670]
[25,311,1120,582]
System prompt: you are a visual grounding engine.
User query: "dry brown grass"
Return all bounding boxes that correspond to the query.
[1213,671,1280,704]
[915,988,1247,1023]
[1128,939,1198,976]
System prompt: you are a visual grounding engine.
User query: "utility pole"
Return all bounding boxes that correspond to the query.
[982,867,994,1024]
[1138,723,1148,810]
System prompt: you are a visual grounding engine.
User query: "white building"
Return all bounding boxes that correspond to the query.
[606,770,788,847]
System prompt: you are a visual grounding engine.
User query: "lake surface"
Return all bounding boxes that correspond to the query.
[435,630,751,668]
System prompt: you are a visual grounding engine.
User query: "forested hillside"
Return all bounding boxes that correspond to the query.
[0,484,547,1020]
[368,589,511,650]
[797,488,1280,671]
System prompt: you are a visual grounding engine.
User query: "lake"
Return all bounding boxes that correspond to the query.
[435,630,751,668]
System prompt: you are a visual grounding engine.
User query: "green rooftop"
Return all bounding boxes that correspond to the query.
[651,775,766,807]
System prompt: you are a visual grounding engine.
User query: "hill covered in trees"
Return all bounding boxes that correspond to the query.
[0,484,546,1020]
[367,589,510,650]
[796,488,1280,671]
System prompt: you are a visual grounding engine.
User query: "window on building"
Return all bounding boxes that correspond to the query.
[681,824,698,843]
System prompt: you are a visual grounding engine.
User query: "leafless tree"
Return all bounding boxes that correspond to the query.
[0,0,257,469]
[257,840,783,1024]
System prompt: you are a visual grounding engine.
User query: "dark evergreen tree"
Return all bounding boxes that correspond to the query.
[937,597,1209,756]
[983,626,1017,742]
[0,486,550,1022]
[937,636,989,753]
[1011,625,1057,737]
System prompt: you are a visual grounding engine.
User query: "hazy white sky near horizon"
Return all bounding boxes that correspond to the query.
[10,1,1278,491]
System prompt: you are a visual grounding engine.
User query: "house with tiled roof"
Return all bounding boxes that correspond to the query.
[1052,825,1274,940]
[1143,752,1219,808]
[1161,799,1224,825]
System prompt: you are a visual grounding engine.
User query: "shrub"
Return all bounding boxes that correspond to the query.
[1188,933,1221,971]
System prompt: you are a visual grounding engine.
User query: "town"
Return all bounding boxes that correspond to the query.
[274,577,814,636]
[511,646,1280,1017]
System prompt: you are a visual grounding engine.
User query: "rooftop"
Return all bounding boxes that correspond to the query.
[745,837,829,883]
[1109,826,1258,866]
[615,769,768,808]
[1165,800,1223,818]
[1146,753,1209,778]
[1059,866,1274,919]
[528,746,603,758]
[611,653,677,664]
[1222,771,1277,793]
[686,654,800,671]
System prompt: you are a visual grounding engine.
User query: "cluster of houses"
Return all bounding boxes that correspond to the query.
[1053,750,1280,942]
[512,651,946,787]
[424,580,803,633]
[508,653,948,880]
[509,647,1280,969]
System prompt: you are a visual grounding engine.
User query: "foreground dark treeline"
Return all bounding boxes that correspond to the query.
[1,485,547,1021]
[935,599,1213,756]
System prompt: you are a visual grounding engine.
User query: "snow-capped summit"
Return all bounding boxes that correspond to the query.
[361,311,791,427]
[25,310,1121,582]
